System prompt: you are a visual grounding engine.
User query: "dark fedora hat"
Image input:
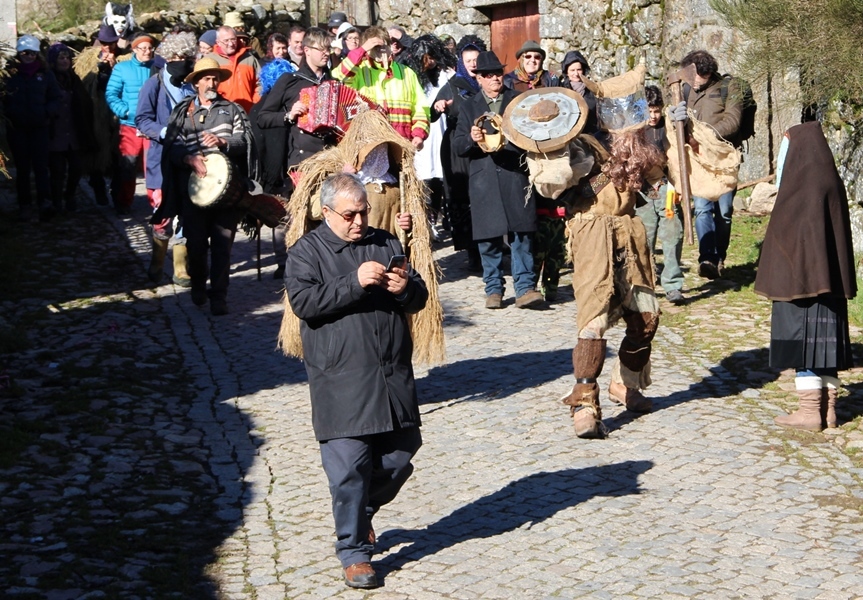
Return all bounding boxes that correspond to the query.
[474,51,506,73]
[327,11,348,28]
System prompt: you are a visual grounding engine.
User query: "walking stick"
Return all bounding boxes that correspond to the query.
[667,64,698,245]
[398,169,409,259]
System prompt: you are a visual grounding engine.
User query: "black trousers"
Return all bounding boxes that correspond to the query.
[48,149,82,207]
[182,201,241,301]
[319,426,422,567]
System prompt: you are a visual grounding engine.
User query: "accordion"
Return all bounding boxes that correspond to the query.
[298,81,386,136]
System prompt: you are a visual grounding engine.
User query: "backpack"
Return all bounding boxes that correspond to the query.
[720,74,757,149]
[683,75,757,149]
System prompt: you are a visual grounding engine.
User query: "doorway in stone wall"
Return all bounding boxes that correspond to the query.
[490,0,540,74]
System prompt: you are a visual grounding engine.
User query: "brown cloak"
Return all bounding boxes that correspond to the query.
[753,122,857,302]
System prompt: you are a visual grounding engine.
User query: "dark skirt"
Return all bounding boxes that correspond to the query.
[769,295,853,370]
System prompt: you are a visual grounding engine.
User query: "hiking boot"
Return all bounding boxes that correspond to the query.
[485,293,503,309]
[698,261,719,280]
[515,290,545,309]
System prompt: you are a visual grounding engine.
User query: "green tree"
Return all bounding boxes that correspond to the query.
[710,0,863,104]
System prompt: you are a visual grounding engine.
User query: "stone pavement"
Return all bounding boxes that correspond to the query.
[2,180,863,599]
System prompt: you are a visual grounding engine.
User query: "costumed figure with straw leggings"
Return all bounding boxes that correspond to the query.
[501,64,664,438]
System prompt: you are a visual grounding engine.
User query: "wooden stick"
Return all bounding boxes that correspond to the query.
[398,169,408,256]
[670,82,694,245]
[737,173,775,191]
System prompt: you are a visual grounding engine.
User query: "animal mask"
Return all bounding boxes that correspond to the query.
[104,2,135,37]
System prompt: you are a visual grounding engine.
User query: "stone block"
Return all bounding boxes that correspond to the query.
[540,10,573,39]
[458,8,489,24]
[747,182,778,213]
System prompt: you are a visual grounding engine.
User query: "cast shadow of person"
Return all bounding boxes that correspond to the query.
[416,348,573,406]
[831,342,863,426]
[605,347,777,433]
[678,261,760,306]
[374,460,652,580]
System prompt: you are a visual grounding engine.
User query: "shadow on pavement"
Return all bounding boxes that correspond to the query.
[647,347,777,416]
[0,201,258,597]
[375,460,653,577]
[683,261,758,306]
[417,348,573,406]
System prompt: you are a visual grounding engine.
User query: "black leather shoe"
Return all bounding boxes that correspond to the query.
[698,261,719,280]
[344,562,377,589]
[210,299,229,316]
[191,289,208,306]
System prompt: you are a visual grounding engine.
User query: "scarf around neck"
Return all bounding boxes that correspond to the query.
[514,65,545,88]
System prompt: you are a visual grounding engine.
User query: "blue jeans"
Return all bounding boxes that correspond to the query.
[477,232,536,297]
[693,190,735,265]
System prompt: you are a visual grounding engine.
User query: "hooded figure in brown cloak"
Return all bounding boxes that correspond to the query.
[754,121,856,431]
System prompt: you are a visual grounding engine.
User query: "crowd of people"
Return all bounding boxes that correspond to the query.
[3,11,856,590]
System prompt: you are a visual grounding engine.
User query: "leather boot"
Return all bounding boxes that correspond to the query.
[562,339,607,438]
[172,243,192,288]
[148,236,169,282]
[775,389,823,431]
[608,381,652,413]
[822,387,838,429]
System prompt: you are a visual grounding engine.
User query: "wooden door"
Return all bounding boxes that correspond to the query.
[490,0,540,74]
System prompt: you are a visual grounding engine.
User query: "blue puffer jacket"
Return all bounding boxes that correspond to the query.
[105,56,153,126]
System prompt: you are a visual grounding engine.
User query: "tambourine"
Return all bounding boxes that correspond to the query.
[474,112,505,153]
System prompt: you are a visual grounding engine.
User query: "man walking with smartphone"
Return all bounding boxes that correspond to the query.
[283,173,428,589]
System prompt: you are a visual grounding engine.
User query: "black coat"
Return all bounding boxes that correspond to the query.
[558,81,599,135]
[248,99,287,193]
[431,75,479,249]
[285,224,428,441]
[451,88,536,240]
[3,63,61,132]
[256,62,338,170]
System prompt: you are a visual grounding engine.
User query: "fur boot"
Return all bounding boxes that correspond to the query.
[775,389,823,432]
[822,386,838,429]
[562,339,607,438]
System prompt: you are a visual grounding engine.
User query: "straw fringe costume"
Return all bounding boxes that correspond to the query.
[74,47,128,203]
[278,110,444,365]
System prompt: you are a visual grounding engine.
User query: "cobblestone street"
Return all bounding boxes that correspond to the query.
[2,182,863,599]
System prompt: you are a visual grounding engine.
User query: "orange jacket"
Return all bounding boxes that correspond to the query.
[208,45,260,112]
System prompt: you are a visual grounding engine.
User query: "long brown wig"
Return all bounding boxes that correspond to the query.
[601,128,665,191]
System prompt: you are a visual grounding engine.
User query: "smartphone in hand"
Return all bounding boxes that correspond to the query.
[386,254,407,272]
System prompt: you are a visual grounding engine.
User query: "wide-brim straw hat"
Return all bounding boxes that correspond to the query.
[185,57,232,83]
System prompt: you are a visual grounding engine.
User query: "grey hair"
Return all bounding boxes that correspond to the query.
[320,173,367,210]
[156,31,197,59]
